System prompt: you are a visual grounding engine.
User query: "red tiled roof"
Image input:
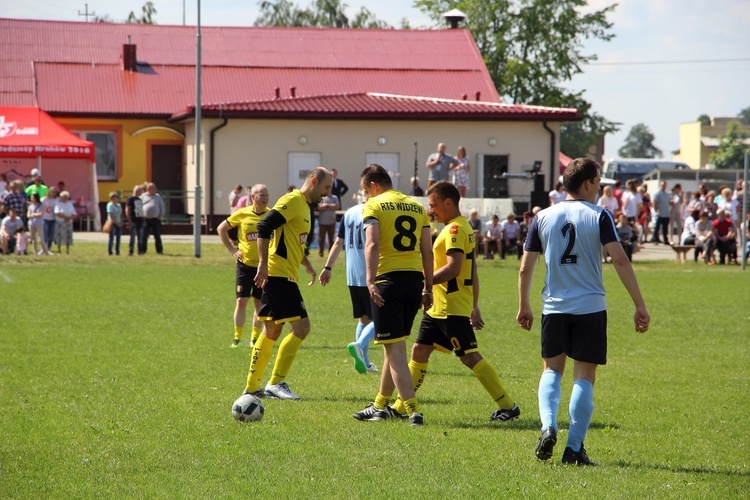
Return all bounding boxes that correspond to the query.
[1,18,511,117]
[34,63,501,117]
[172,92,579,121]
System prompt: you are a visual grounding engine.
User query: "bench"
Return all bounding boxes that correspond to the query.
[670,244,696,263]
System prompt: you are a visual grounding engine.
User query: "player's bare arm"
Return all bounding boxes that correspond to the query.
[605,241,651,333]
[517,250,539,331]
[419,226,434,311]
[364,223,384,307]
[217,220,242,261]
[319,236,344,286]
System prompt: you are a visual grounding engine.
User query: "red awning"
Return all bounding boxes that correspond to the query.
[0,106,95,162]
[559,152,573,174]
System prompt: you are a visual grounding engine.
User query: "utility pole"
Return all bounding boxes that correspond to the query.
[78,3,96,22]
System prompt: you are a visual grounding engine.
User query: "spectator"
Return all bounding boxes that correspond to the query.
[106,192,123,256]
[41,186,58,252]
[141,182,165,255]
[1,207,24,254]
[616,213,636,262]
[483,214,501,259]
[612,180,623,203]
[549,182,566,206]
[316,190,340,257]
[638,185,652,244]
[596,185,619,216]
[53,191,76,254]
[519,211,532,248]
[695,211,714,264]
[680,209,699,246]
[330,168,349,201]
[0,173,7,194]
[669,184,684,243]
[229,184,243,211]
[620,179,642,225]
[717,187,739,229]
[452,146,471,198]
[410,176,424,197]
[712,209,736,265]
[501,212,521,260]
[25,175,48,200]
[4,180,27,228]
[703,192,718,220]
[650,181,670,245]
[26,193,50,256]
[126,185,144,256]
[468,208,482,253]
[425,142,459,188]
[233,186,252,212]
[742,210,750,261]
[25,168,44,188]
[686,190,703,218]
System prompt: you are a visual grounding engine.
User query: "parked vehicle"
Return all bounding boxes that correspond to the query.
[602,159,690,183]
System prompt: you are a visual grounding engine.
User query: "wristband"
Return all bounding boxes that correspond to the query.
[324,266,332,271]
[422,290,432,295]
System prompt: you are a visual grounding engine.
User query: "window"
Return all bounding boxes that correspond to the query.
[74,131,118,180]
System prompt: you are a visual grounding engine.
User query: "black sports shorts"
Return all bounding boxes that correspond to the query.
[371,271,423,344]
[258,277,308,324]
[541,310,607,365]
[349,286,372,319]
[415,313,478,357]
[236,261,263,299]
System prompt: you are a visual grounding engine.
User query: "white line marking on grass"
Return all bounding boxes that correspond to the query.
[0,268,13,283]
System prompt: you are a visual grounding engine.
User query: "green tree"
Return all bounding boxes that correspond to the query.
[697,114,711,126]
[710,120,749,169]
[618,123,662,158]
[415,0,618,159]
[738,106,750,126]
[255,0,389,28]
[127,1,157,24]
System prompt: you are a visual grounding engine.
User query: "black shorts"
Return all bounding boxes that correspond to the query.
[541,311,607,365]
[349,286,372,319]
[236,261,263,299]
[415,313,478,357]
[258,277,308,324]
[372,271,423,344]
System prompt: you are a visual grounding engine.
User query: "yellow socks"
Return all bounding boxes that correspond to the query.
[244,335,275,393]
[374,393,391,410]
[250,326,262,344]
[268,333,304,386]
[472,359,514,409]
[391,360,429,415]
[234,326,244,341]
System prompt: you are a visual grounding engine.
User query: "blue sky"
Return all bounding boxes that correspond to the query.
[4,0,748,161]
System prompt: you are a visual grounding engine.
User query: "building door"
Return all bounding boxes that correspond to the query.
[365,153,400,190]
[288,152,322,190]
[482,154,509,198]
[151,143,184,214]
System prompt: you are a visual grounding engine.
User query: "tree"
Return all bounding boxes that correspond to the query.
[414,0,619,159]
[710,120,749,169]
[255,0,389,28]
[128,1,158,24]
[618,123,662,159]
[697,114,711,126]
[738,106,750,126]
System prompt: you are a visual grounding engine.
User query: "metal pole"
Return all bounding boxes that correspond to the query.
[193,0,202,257]
[742,152,748,270]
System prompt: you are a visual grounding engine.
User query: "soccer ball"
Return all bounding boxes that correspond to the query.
[232,394,264,422]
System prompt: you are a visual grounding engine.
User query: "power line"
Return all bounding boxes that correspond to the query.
[590,58,750,66]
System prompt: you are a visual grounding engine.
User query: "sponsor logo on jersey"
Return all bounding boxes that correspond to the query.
[449,225,459,234]
[245,232,258,242]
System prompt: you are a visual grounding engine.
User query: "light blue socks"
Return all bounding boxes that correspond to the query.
[356,322,375,367]
[538,369,562,431]
[566,379,594,453]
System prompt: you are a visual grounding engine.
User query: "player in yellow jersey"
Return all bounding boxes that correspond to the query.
[352,164,433,426]
[218,184,270,348]
[390,181,520,421]
[238,167,332,401]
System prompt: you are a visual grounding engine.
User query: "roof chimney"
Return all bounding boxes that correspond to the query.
[290,86,296,98]
[475,91,481,101]
[122,36,137,72]
[441,8,467,29]
[274,87,280,99]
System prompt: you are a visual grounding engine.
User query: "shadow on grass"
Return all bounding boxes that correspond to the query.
[448,420,621,432]
[613,460,750,477]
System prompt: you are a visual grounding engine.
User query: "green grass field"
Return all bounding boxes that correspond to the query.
[1,243,748,498]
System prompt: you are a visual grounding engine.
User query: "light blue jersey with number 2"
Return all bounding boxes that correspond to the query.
[524,200,619,315]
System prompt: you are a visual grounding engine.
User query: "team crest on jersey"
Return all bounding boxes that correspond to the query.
[449,225,459,234]
[299,233,308,245]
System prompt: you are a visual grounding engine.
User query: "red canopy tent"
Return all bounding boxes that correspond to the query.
[0,106,99,228]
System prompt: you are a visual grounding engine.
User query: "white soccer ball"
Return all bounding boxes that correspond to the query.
[232,394,264,422]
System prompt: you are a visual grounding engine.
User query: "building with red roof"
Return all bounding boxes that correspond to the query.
[1,18,578,225]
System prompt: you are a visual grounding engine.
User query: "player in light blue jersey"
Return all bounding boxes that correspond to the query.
[319,201,377,374]
[517,157,650,466]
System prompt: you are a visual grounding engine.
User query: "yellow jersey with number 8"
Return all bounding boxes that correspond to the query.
[362,189,430,276]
